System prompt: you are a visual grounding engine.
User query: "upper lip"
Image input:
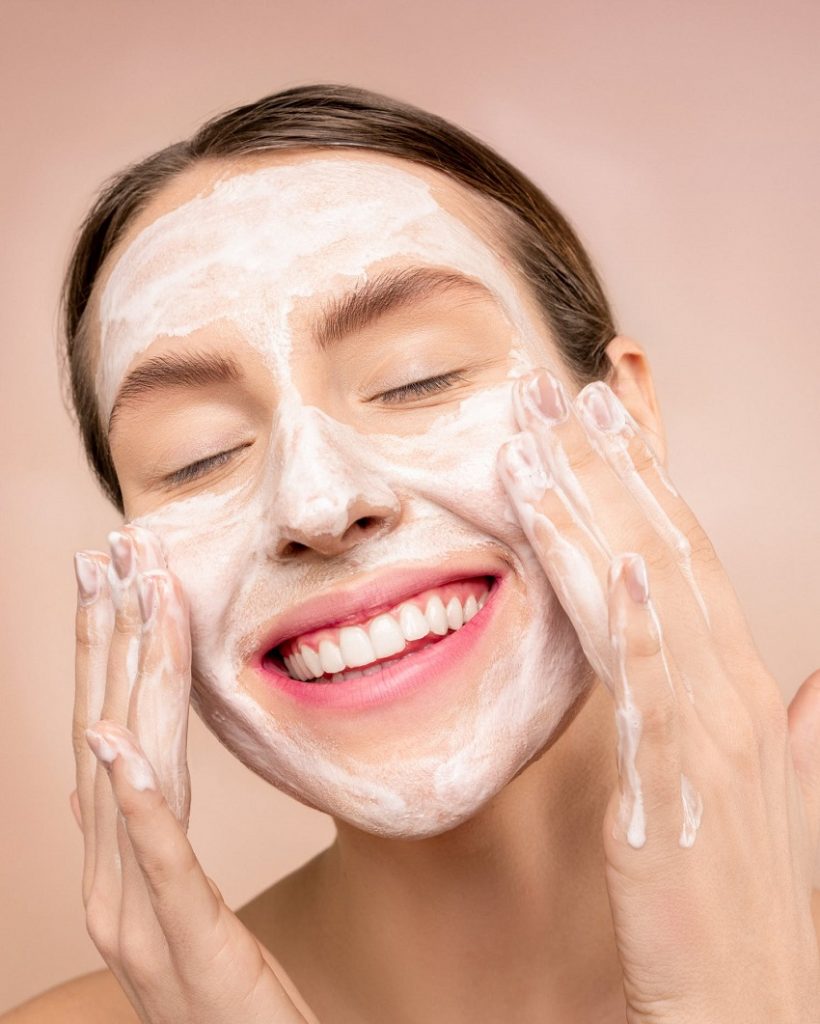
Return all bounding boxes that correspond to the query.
[250,555,506,663]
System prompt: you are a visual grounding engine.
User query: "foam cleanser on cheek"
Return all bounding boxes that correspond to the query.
[129,379,590,838]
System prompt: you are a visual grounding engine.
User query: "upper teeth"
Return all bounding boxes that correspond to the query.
[282,586,489,682]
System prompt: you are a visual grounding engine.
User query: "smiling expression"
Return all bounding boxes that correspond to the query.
[93,151,593,839]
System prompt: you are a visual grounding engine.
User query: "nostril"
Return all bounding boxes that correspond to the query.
[276,511,392,559]
[344,516,381,541]
[280,540,309,558]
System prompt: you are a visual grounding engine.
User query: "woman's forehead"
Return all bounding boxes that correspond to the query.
[99,150,495,294]
[93,153,533,419]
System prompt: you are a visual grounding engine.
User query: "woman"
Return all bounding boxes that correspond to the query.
[6,84,820,1023]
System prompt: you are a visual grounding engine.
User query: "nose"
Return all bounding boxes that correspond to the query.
[270,407,401,560]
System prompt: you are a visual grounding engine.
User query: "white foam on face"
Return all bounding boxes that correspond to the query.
[96,157,592,839]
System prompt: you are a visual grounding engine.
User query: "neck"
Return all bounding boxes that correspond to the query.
[297,679,626,1023]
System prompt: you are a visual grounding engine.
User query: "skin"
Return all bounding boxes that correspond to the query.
[89,152,601,842]
[5,150,820,1023]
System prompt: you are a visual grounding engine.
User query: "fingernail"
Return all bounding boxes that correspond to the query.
[85,727,117,765]
[499,433,554,502]
[137,572,158,624]
[108,531,133,581]
[623,553,650,604]
[85,724,157,792]
[524,369,569,423]
[73,552,100,605]
[577,382,625,434]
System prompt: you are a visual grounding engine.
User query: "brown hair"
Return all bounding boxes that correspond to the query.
[61,83,617,511]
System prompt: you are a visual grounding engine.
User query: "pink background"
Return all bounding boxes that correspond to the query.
[2,0,818,1011]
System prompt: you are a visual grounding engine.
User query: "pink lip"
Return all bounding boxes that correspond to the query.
[250,558,506,656]
[256,572,504,711]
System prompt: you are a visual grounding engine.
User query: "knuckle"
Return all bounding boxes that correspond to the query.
[118,930,162,982]
[642,540,675,580]
[570,444,599,475]
[620,619,661,660]
[627,442,657,478]
[722,710,762,771]
[76,605,114,648]
[113,609,140,637]
[637,698,677,747]
[75,628,95,650]
[153,844,198,894]
[85,896,118,958]
[758,688,789,746]
[137,832,196,893]
[72,726,88,760]
[681,516,718,565]
[118,782,165,826]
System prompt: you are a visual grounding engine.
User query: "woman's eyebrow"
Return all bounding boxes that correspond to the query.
[313,265,495,350]
[108,351,241,432]
[106,268,492,429]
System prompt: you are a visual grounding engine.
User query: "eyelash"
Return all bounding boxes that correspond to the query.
[375,370,468,404]
[165,447,240,487]
[164,373,465,487]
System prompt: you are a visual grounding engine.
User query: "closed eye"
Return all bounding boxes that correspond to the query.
[161,373,466,486]
[163,443,251,487]
[373,370,468,405]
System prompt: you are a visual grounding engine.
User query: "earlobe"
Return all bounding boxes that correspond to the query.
[603,335,668,465]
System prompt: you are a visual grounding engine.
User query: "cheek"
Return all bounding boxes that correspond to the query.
[131,370,550,688]
[127,384,594,837]
[367,383,526,545]
[133,381,532,685]
[131,480,269,687]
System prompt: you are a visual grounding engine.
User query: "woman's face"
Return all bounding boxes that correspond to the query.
[93,150,593,839]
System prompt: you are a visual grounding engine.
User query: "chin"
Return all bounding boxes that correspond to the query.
[188,587,591,841]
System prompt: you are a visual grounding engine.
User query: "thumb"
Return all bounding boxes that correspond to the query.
[787,668,820,850]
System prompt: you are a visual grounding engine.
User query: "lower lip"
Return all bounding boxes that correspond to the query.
[256,576,503,711]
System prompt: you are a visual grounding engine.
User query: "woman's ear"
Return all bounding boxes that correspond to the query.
[603,335,668,465]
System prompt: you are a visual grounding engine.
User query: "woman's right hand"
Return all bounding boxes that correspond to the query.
[72,525,309,1024]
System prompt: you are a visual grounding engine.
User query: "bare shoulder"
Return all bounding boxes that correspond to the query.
[2,855,328,1024]
[235,844,332,947]
[812,888,820,946]
[1,968,137,1023]
[235,852,327,1024]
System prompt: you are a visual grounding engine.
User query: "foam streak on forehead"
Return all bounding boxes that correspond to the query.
[97,159,542,418]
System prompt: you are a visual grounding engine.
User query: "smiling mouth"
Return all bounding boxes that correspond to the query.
[263,576,493,684]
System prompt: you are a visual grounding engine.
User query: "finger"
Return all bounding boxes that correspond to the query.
[73,550,113,903]
[86,722,227,969]
[129,569,192,826]
[573,379,763,669]
[103,528,164,724]
[571,377,791,745]
[119,567,192,952]
[575,381,714,626]
[504,372,749,728]
[498,431,713,722]
[93,530,164,920]
[512,369,712,626]
[88,724,310,1022]
[102,529,171,966]
[603,553,697,853]
[788,668,820,859]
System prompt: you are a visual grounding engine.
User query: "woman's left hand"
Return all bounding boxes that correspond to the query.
[498,367,820,1024]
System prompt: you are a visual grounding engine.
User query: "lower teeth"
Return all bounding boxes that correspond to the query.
[328,663,383,683]
[309,650,410,684]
